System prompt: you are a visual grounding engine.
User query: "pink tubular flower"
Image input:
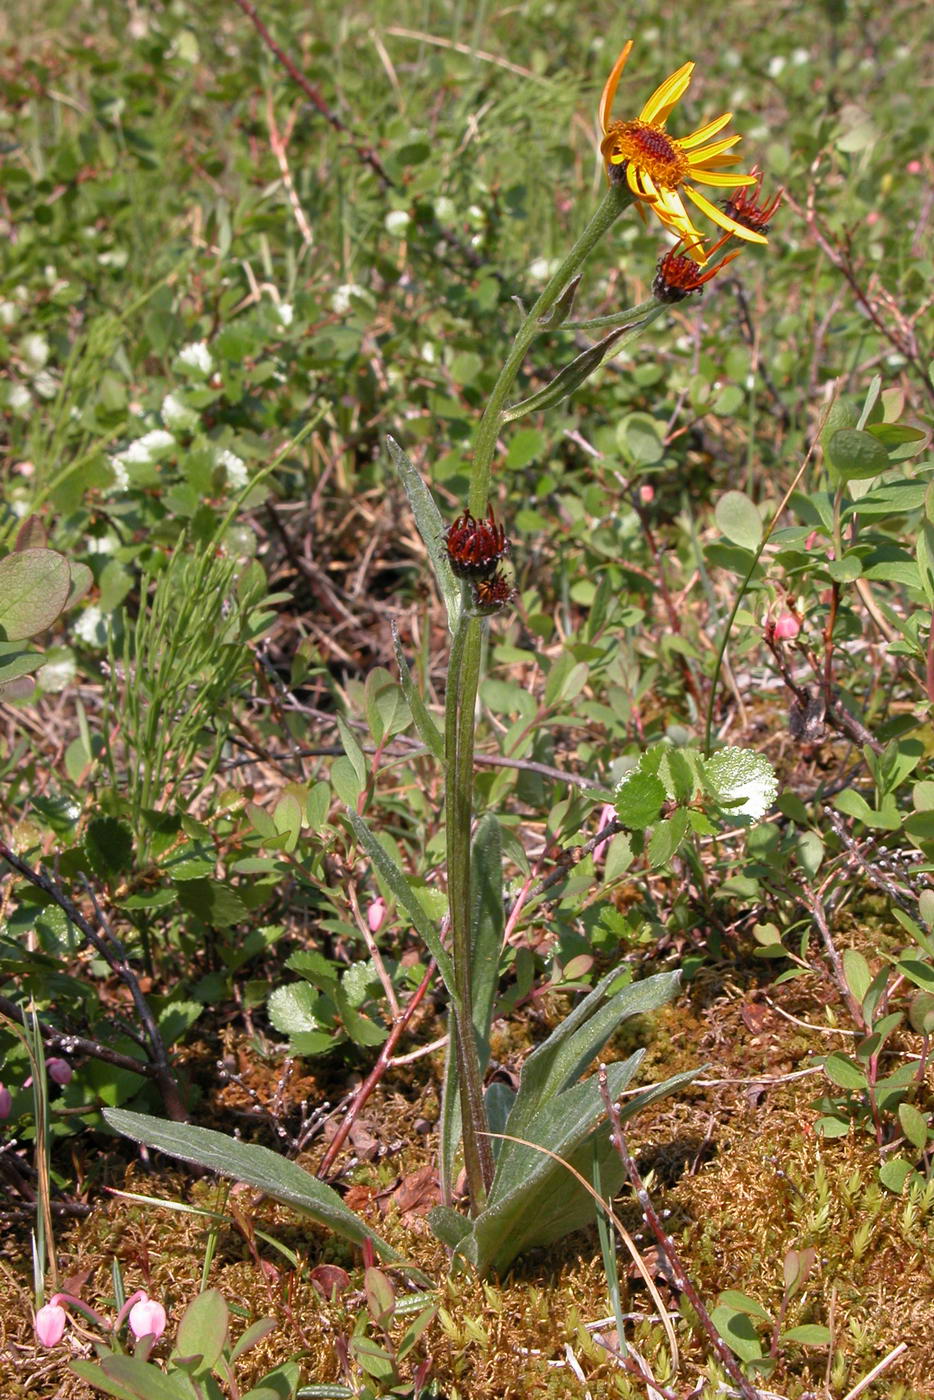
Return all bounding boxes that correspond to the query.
[46,1058,73,1086]
[128,1295,167,1341]
[35,1300,68,1346]
[0,1083,12,1119]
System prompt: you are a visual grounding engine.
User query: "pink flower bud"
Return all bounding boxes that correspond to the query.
[128,1295,167,1341]
[46,1058,73,1086]
[773,612,800,641]
[639,484,655,504]
[0,1083,11,1119]
[367,897,387,934]
[35,1300,68,1346]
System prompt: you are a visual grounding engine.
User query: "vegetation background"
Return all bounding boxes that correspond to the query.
[1,0,932,1396]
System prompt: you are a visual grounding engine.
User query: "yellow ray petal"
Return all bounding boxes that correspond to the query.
[683,182,769,243]
[641,61,694,124]
[689,168,759,188]
[598,40,634,133]
[678,111,734,149]
[685,135,743,164]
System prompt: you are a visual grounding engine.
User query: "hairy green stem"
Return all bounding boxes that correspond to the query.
[445,603,494,1209]
[468,182,633,517]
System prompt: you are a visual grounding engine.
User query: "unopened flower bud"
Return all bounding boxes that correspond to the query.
[128,1295,167,1341]
[46,1058,73,1086]
[367,897,387,934]
[0,1083,11,1119]
[35,1300,68,1346]
[773,612,800,641]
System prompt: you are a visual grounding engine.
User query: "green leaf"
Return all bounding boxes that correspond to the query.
[843,948,871,1004]
[703,747,778,823]
[709,1306,763,1362]
[345,809,456,996]
[0,547,72,641]
[85,816,135,878]
[101,1354,193,1400]
[174,1290,228,1375]
[330,756,363,808]
[781,1324,832,1347]
[386,435,460,632]
[391,623,444,760]
[614,770,666,830]
[717,1289,771,1321]
[715,491,763,550]
[69,1360,144,1400]
[898,1102,930,1151]
[826,428,890,482]
[879,1158,916,1193]
[241,1360,301,1400]
[174,879,247,928]
[229,1318,278,1365]
[502,327,629,423]
[821,1052,867,1090]
[103,1110,426,1279]
[268,984,325,1038]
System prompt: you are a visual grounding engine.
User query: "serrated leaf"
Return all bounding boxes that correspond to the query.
[703,747,778,822]
[614,770,666,830]
[174,878,247,928]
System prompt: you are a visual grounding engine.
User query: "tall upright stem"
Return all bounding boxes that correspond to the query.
[468,182,632,517]
[445,604,494,1208]
[447,180,633,1214]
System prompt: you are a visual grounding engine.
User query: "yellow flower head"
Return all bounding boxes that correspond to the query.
[599,40,768,262]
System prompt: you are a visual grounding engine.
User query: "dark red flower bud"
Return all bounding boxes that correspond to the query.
[721,166,782,235]
[653,234,741,303]
[471,569,515,613]
[445,506,510,580]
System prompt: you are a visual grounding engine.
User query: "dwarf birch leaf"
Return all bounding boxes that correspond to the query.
[0,548,71,640]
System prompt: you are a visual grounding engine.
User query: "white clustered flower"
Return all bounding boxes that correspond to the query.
[120,429,176,464]
[0,300,19,327]
[108,458,129,492]
[6,384,32,412]
[385,209,411,236]
[177,340,213,376]
[161,392,198,431]
[527,257,560,283]
[74,606,109,646]
[276,302,294,327]
[21,333,50,369]
[217,447,248,490]
[331,283,370,314]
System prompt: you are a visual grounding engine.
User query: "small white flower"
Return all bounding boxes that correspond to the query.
[121,429,175,464]
[767,55,786,77]
[528,257,560,283]
[331,283,370,314]
[21,333,49,370]
[276,302,294,327]
[161,392,198,431]
[217,447,248,489]
[5,383,32,413]
[177,340,214,376]
[108,457,130,492]
[0,300,18,327]
[385,209,411,236]
[74,606,109,646]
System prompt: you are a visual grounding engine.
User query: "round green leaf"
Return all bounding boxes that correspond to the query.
[0,548,71,640]
[826,428,890,482]
[715,491,763,550]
